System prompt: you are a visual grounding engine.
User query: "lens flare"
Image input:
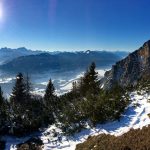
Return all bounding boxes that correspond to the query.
[49,0,57,24]
[0,2,3,20]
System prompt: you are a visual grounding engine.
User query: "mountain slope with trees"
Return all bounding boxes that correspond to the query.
[0,62,129,138]
[56,62,129,134]
[1,41,150,149]
[75,40,150,150]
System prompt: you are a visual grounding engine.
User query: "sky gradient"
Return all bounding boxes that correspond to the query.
[0,0,150,52]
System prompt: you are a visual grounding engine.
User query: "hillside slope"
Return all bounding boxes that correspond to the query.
[5,90,150,150]
[101,40,150,89]
[76,125,150,150]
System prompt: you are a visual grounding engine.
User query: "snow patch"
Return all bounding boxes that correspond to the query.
[5,90,150,150]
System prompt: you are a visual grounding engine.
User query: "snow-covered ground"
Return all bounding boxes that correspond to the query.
[54,69,106,95]
[4,90,150,150]
[0,69,107,97]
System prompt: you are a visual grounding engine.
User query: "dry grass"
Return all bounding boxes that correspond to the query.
[17,137,43,150]
[76,125,150,150]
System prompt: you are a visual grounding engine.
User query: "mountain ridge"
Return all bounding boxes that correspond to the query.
[101,40,150,89]
[0,47,42,64]
[0,47,128,65]
[0,50,128,73]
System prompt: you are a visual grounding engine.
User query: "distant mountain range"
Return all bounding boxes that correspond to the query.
[101,40,150,89]
[0,47,43,64]
[0,48,128,73]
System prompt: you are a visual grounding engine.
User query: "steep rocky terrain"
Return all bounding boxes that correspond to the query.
[101,40,150,89]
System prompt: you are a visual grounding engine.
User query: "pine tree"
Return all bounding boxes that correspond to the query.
[72,81,78,95]
[9,73,47,135]
[0,86,4,105]
[44,79,57,123]
[0,86,8,132]
[10,73,26,106]
[80,62,100,96]
[44,79,55,101]
[88,62,100,94]
[24,73,32,101]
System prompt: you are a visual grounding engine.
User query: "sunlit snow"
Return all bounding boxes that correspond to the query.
[4,90,150,150]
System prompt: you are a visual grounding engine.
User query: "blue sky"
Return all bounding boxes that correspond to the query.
[0,0,150,51]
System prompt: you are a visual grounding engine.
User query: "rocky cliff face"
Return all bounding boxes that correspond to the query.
[101,40,150,89]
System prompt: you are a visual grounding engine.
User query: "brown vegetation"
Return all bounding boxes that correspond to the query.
[17,137,43,150]
[76,125,150,150]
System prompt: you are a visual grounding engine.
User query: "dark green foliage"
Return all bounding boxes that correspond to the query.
[0,73,59,136]
[8,73,49,136]
[58,93,85,135]
[135,76,150,92]
[77,85,129,125]
[0,140,5,150]
[10,73,26,105]
[0,62,130,136]
[80,62,100,96]
[57,62,129,134]
[11,97,46,136]
[0,86,4,105]
[44,79,59,124]
[24,73,32,100]
[44,79,55,100]
[44,79,56,112]
[0,86,9,135]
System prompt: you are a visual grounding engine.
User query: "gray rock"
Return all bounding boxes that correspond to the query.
[101,40,150,89]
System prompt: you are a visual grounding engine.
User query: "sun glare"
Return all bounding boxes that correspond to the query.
[0,3,3,20]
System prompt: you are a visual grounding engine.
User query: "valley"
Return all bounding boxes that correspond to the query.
[0,68,107,97]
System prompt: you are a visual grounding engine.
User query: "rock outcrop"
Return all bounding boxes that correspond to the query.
[101,40,150,89]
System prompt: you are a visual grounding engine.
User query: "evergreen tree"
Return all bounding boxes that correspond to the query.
[72,81,79,96]
[9,73,47,136]
[0,86,8,134]
[58,62,130,133]
[87,62,100,94]
[10,73,26,106]
[0,86,4,105]
[44,79,57,123]
[80,62,100,96]
[24,73,32,101]
[44,79,55,101]
[72,81,77,92]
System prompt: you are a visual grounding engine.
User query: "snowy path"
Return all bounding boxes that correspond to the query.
[5,91,150,150]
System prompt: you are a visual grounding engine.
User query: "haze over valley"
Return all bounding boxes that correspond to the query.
[0,48,127,97]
